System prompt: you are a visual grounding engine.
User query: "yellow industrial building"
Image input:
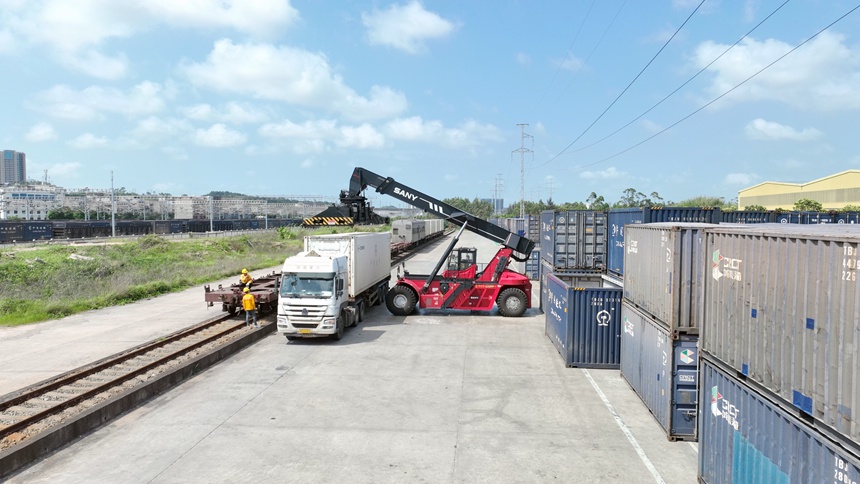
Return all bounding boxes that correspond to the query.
[738,170,860,210]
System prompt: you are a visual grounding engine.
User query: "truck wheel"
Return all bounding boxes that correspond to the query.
[386,286,417,316]
[374,283,388,306]
[333,315,345,340]
[224,304,236,316]
[497,288,527,317]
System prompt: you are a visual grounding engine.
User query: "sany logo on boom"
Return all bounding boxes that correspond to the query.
[393,187,419,201]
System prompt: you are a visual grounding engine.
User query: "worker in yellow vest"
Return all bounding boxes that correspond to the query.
[242,287,257,327]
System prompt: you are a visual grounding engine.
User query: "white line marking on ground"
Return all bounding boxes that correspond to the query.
[582,369,666,484]
[689,442,698,454]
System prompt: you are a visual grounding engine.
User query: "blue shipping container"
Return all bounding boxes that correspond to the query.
[620,300,698,441]
[837,212,860,224]
[23,221,53,240]
[605,207,719,278]
[539,211,554,264]
[720,210,776,224]
[699,357,860,484]
[607,209,645,277]
[545,274,622,368]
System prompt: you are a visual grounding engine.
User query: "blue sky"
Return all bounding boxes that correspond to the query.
[1,0,859,207]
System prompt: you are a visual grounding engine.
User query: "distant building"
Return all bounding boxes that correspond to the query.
[1,150,27,185]
[0,185,59,220]
[738,170,860,210]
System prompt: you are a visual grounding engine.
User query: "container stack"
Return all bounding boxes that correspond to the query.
[619,222,712,441]
[539,210,607,271]
[606,207,721,280]
[524,246,540,280]
[539,210,617,368]
[698,224,860,483]
[544,274,622,369]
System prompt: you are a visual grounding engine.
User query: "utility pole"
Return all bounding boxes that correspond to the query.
[547,177,555,204]
[110,172,116,237]
[512,124,533,218]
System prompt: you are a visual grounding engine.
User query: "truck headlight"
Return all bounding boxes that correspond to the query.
[277,316,287,325]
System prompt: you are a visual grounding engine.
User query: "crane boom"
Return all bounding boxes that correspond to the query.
[349,167,535,261]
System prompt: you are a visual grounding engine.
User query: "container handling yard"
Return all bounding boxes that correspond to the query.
[1,168,860,483]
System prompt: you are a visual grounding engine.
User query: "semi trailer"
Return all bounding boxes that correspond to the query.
[276,232,391,340]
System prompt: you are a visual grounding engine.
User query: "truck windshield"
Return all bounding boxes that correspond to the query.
[280,272,335,298]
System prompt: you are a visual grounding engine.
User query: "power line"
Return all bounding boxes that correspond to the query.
[565,0,791,156]
[540,0,707,168]
[566,3,860,171]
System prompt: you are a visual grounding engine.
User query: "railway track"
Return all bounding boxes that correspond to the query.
[0,229,452,479]
[0,314,258,453]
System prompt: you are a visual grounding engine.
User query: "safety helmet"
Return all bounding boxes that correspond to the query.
[243,287,250,293]
[242,269,248,274]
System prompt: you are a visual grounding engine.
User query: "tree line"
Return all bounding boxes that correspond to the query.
[441,191,859,221]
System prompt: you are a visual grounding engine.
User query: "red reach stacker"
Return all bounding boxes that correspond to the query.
[348,167,535,317]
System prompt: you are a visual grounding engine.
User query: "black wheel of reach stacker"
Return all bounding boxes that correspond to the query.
[386,285,417,316]
[333,314,345,340]
[497,288,527,317]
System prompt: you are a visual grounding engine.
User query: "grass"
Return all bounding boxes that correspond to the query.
[0,225,390,326]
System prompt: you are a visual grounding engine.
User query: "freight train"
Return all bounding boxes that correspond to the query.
[0,218,305,243]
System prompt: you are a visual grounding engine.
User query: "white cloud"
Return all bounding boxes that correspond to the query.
[2,1,298,78]
[385,116,502,149]
[180,102,269,124]
[338,124,385,149]
[554,55,583,72]
[300,159,316,168]
[152,181,185,193]
[259,119,338,140]
[693,31,860,110]
[143,0,299,39]
[516,52,531,66]
[25,122,57,141]
[725,173,759,185]
[62,49,128,80]
[745,118,822,141]
[182,39,408,121]
[132,116,192,140]
[69,133,108,149]
[35,82,167,120]
[362,1,455,54]
[193,124,247,147]
[46,162,82,177]
[579,167,626,180]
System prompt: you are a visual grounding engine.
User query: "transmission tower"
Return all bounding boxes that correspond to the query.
[492,173,504,214]
[512,124,533,218]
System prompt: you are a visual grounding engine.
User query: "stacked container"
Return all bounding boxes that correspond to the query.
[539,210,606,271]
[619,222,711,441]
[698,223,860,482]
[524,246,540,280]
[544,274,622,368]
[607,207,721,279]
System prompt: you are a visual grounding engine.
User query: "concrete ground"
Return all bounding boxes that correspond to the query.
[2,231,699,483]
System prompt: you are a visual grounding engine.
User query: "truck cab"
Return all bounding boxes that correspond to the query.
[277,251,348,339]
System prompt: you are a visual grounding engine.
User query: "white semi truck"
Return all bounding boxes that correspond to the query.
[277,232,391,340]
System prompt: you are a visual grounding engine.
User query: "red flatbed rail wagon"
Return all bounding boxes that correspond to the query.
[204,271,281,315]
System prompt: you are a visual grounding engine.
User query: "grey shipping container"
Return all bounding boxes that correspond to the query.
[702,223,860,443]
[620,300,698,441]
[622,223,710,336]
[539,259,603,312]
[699,357,860,484]
[544,274,622,368]
[539,210,606,270]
